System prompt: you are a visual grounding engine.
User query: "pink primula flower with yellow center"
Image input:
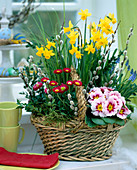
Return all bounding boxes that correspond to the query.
[104,97,118,116]
[117,105,131,119]
[88,90,103,102]
[91,98,106,117]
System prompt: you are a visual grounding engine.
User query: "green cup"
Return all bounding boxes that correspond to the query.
[0,102,22,127]
[0,124,25,152]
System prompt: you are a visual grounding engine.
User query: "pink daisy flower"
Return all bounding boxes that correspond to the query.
[91,98,106,117]
[117,106,131,119]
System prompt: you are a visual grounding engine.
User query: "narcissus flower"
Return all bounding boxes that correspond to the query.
[63,68,71,73]
[36,46,44,57]
[52,87,61,93]
[33,82,43,91]
[54,69,63,74]
[43,48,55,59]
[59,84,69,93]
[63,20,73,33]
[49,80,58,86]
[85,43,95,54]
[66,80,73,85]
[69,45,77,55]
[78,9,91,21]
[73,80,82,86]
[41,77,49,82]
[76,51,83,59]
[46,38,56,49]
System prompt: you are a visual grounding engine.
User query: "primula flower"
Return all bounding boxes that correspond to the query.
[54,69,63,74]
[73,80,82,86]
[85,43,95,54]
[43,48,55,59]
[63,20,73,33]
[117,105,131,119]
[36,46,44,57]
[66,80,73,85]
[63,68,71,73]
[33,82,43,91]
[59,84,69,93]
[91,98,106,117]
[52,87,61,93]
[49,80,58,86]
[104,97,118,116]
[78,9,91,20]
[88,90,103,102]
[41,77,49,82]
[46,39,56,49]
[76,51,83,59]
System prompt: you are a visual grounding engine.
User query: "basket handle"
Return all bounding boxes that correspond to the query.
[70,66,87,123]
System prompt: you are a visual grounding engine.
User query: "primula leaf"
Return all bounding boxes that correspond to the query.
[102,117,116,124]
[91,118,106,125]
[85,115,96,128]
[115,118,125,126]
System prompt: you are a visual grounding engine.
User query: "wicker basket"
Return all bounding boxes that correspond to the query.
[30,66,125,161]
[31,116,124,161]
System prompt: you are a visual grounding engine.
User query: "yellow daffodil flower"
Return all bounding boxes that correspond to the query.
[36,46,44,57]
[43,48,55,59]
[85,43,95,54]
[98,36,108,48]
[63,20,73,33]
[69,45,78,55]
[91,31,102,42]
[108,13,117,24]
[78,9,91,21]
[95,42,101,50]
[88,22,97,32]
[67,30,79,45]
[46,39,56,49]
[76,51,83,59]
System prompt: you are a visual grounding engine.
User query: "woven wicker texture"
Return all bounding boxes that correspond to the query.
[31,116,124,161]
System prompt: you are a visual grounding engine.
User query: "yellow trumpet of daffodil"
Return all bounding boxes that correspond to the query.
[43,48,55,59]
[85,43,95,54]
[36,46,44,57]
[78,9,91,21]
[97,36,108,48]
[46,39,56,49]
[108,13,117,24]
[63,20,73,33]
[67,30,79,45]
[76,51,83,59]
[69,45,78,55]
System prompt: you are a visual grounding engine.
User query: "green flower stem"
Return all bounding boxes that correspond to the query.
[57,93,69,107]
[84,19,87,44]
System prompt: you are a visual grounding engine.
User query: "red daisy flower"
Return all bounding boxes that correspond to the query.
[49,80,58,86]
[63,68,71,73]
[41,77,49,82]
[33,82,43,91]
[59,84,69,93]
[66,80,73,85]
[52,87,61,93]
[54,69,63,74]
[73,80,82,86]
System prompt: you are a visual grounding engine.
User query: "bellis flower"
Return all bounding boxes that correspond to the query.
[33,82,43,91]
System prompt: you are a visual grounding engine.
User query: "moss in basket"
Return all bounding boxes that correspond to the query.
[17,9,137,127]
